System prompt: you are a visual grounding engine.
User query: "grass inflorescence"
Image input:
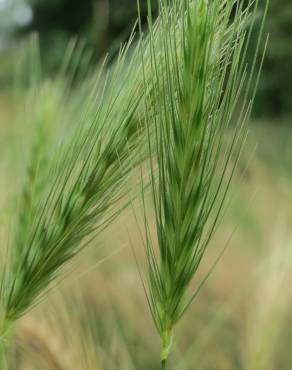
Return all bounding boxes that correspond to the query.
[0,1,268,368]
[0,31,151,344]
[138,0,268,367]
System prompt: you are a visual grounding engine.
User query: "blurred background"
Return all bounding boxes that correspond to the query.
[1,1,292,370]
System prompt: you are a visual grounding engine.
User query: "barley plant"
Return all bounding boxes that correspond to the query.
[0,5,182,349]
[0,29,151,351]
[139,0,268,368]
[0,0,268,367]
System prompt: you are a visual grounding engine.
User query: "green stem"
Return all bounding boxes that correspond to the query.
[160,328,173,370]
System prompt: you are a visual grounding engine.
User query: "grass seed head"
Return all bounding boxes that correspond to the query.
[139,0,268,366]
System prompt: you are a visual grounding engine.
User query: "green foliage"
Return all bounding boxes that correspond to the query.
[20,0,159,70]
[252,0,292,117]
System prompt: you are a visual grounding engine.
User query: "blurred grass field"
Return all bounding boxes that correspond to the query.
[1,89,292,369]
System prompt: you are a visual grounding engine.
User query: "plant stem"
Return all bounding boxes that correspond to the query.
[160,328,173,365]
